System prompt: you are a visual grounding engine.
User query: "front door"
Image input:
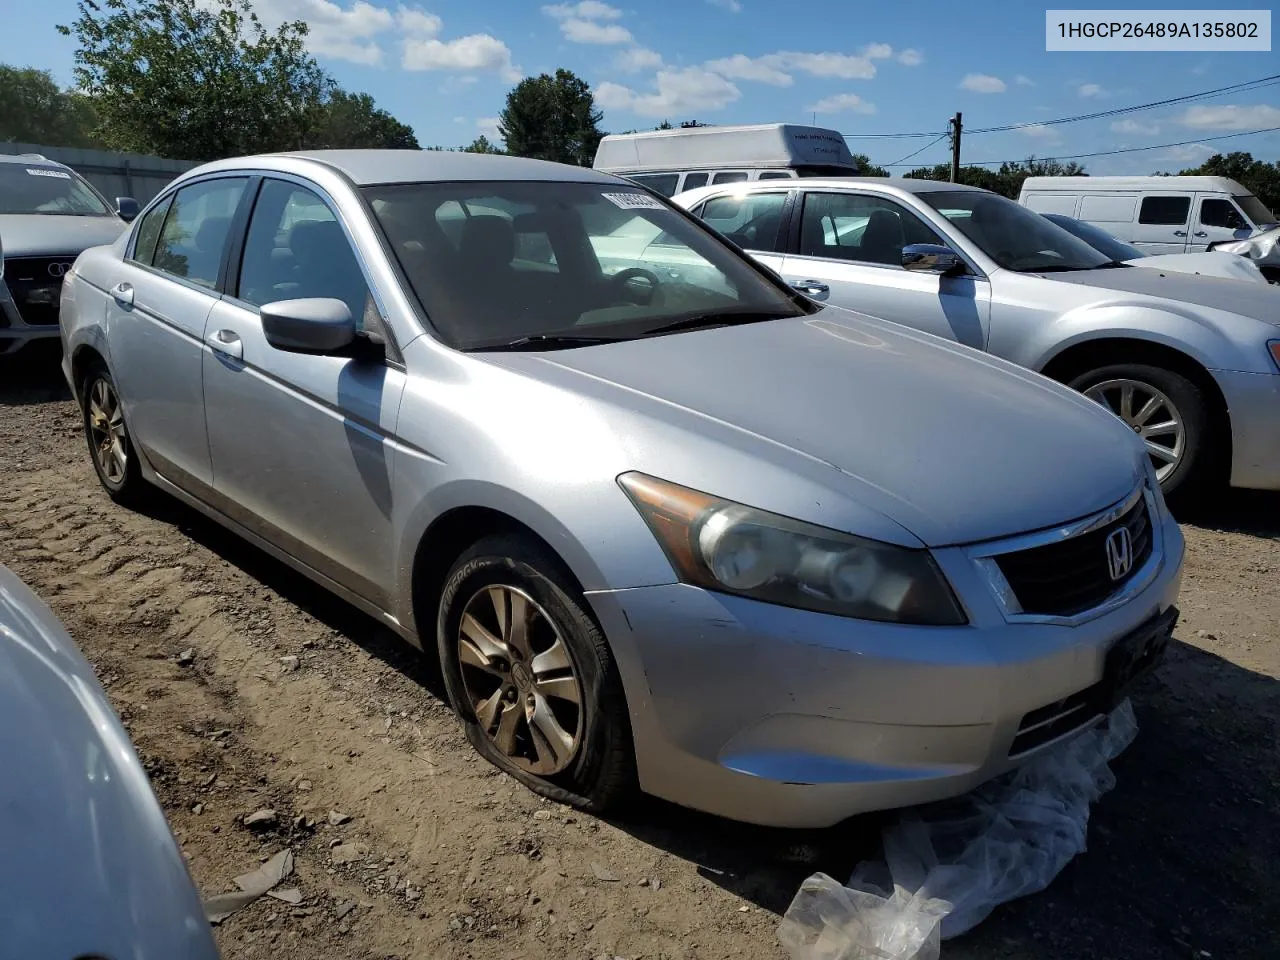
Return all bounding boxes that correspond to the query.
[1191,194,1254,252]
[779,190,990,350]
[106,176,251,491]
[202,177,405,608]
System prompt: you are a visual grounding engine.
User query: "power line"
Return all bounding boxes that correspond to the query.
[884,132,949,167]
[882,125,1280,168]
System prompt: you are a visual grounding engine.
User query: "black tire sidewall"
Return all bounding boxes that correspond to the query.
[1069,363,1209,497]
[436,536,631,810]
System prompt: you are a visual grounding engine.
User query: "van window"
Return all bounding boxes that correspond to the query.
[1234,194,1276,227]
[629,173,680,197]
[1199,198,1247,230]
[1024,193,1077,216]
[1079,194,1136,222]
[680,172,708,191]
[700,191,787,252]
[1138,196,1190,226]
[712,171,749,185]
[757,171,794,180]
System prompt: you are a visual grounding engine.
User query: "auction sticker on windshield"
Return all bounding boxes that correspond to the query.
[603,192,666,210]
[26,168,72,179]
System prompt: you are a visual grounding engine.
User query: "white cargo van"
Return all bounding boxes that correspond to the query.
[592,123,859,197]
[1018,176,1278,254]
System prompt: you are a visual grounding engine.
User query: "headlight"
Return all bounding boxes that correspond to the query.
[618,473,966,625]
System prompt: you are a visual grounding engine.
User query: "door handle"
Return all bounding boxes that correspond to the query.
[1173,230,1187,237]
[1194,230,1208,237]
[207,329,243,361]
[790,279,830,297]
[111,282,134,307]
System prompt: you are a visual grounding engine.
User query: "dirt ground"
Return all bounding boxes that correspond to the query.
[2,343,1277,960]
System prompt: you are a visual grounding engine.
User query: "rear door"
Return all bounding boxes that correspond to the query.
[778,189,990,349]
[1132,194,1192,253]
[106,175,251,493]
[1191,194,1252,251]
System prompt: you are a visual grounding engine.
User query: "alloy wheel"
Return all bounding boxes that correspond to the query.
[456,585,583,775]
[87,377,128,485]
[1082,378,1184,482]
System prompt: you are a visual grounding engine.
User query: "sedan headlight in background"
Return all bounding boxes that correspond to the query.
[618,472,966,625]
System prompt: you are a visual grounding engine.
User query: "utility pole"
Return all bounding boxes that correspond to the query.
[949,112,962,182]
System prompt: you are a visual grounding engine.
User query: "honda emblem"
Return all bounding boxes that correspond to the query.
[1105,527,1134,581]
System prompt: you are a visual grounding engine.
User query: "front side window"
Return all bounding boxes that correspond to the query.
[0,164,111,216]
[1198,198,1247,230]
[238,179,373,329]
[364,180,812,350]
[1138,195,1190,226]
[152,178,249,288]
[922,190,1111,272]
[799,192,944,266]
[700,191,788,252]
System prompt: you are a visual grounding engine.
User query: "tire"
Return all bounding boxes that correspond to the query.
[1068,362,1214,499]
[80,362,149,506]
[437,534,634,812]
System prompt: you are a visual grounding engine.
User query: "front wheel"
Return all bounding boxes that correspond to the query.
[437,534,634,812]
[1069,363,1213,498]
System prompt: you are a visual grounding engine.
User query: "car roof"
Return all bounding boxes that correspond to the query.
[672,176,992,206]
[1020,175,1250,194]
[0,153,71,169]
[183,150,626,187]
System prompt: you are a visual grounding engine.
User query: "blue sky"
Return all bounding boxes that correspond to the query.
[3,0,1278,172]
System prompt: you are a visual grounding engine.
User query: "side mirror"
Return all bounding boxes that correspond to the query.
[260,298,355,354]
[115,197,140,223]
[902,243,965,275]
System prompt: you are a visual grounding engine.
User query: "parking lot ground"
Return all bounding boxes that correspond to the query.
[2,346,1278,960]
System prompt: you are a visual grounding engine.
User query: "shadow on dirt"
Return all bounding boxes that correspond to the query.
[0,343,71,405]
[1175,487,1280,541]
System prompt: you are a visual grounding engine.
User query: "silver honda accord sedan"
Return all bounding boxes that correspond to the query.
[60,151,1183,828]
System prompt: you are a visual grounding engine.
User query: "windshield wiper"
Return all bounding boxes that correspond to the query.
[473,333,632,352]
[640,310,790,337]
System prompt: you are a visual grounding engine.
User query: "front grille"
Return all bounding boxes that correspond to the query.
[995,493,1153,617]
[1,256,73,328]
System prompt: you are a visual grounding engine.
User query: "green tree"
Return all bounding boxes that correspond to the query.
[498,69,603,166]
[304,90,418,150]
[462,134,504,154]
[58,0,329,159]
[904,157,1086,199]
[0,65,101,147]
[1176,151,1280,217]
[851,153,888,177]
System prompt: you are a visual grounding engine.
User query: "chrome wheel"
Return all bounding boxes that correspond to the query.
[456,585,583,776]
[87,377,128,485]
[1082,378,1184,482]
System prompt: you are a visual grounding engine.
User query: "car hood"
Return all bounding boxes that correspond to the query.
[1126,251,1268,284]
[1036,264,1280,324]
[523,306,1143,547]
[0,213,127,259]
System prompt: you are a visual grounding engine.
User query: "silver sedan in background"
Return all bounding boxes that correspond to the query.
[61,151,1181,827]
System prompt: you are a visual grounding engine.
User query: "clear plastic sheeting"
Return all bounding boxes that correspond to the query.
[1214,224,1280,269]
[778,701,1138,959]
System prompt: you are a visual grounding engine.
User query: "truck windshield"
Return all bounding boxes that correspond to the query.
[923,190,1112,272]
[0,164,111,216]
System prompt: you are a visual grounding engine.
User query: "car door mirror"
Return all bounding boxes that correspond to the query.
[260,298,356,354]
[115,197,140,223]
[902,243,965,275]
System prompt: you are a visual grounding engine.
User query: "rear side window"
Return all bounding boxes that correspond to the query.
[629,173,679,197]
[130,195,172,266]
[712,171,749,185]
[700,191,788,252]
[1138,196,1190,226]
[680,172,709,191]
[152,178,249,288]
[757,171,794,181]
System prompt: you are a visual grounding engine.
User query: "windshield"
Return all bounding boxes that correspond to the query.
[0,164,111,216]
[1235,194,1277,228]
[1043,214,1144,261]
[364,180,812,349]
[922,190,1113,272]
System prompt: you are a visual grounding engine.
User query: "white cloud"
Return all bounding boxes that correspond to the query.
[706,0,742,10]
[1078,82,1107,98]
[960,73,1005,94]
[560,18,632,43]
[781,50,878,79]
[596,67,741,117]
[1111,118,1160,136]
[806,93,875,115]
[243,0,396,65]
[397,7,442,37]
[1014,123,1057,139]
[704,53,793,86]
[861,43,893,60]
[402,32,521,81]
[1157,142,1217,164]
[541,1,622,18]
[897,48,924,67]
[615,47,663,73]
[1015,74,1035,86]
[476,116,502,140]
[1178,104,1280,130]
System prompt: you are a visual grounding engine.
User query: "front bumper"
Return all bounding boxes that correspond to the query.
[0,276,61,355]
[1213,367,1280,490]
[587,505,1184,828]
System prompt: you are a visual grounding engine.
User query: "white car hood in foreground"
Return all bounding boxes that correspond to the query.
[1127,251,1268,284]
